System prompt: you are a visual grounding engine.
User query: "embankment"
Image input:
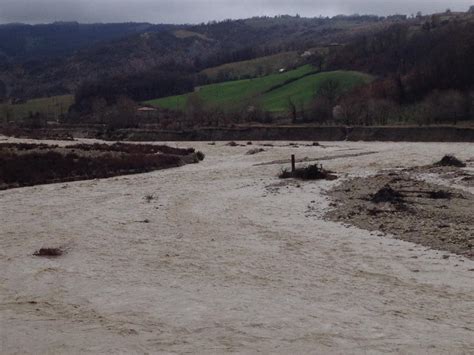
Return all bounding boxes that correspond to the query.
[2,125,474,142]
[106,125,474,142]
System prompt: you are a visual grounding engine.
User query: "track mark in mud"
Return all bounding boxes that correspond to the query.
[264,180,301,195]
[254,151,378,167]
[0,298,143,336]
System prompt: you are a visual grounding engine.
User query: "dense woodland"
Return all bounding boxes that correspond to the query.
[0,22,177,64]
[1,9,474,128]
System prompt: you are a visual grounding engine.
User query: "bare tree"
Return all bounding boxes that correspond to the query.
[288,97,297,123]
[316,79,341,106]
[185,93,205,128]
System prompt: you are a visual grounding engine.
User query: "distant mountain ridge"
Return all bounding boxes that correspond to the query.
[0,11,473,101]
[0,22,179,63]
[0,15,390,98]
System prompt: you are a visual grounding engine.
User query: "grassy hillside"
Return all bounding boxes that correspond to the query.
[0,95,74,121]
[262,71,373,112]
[200,51,303,81]
[146,65,316,111]
[146,67,372,113]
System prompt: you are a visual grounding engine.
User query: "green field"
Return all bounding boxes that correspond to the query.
[145,66,372,114]
[146,65,316,112]
[0,95,74,121]
[261,71,373,112]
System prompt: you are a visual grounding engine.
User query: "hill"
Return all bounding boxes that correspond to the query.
[145,66,372,114]
[145,65,316,111]
[0,15,392,99]
[0,22,176,64]
[199,51,304,82]
[261,71,373,112]
[1,10,473,128]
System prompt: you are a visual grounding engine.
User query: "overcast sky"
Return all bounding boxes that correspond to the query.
[0,0,472,24]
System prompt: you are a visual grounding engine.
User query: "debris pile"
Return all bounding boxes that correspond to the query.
[371,185,404,204]
[435,155,466,168]
[33,248,63,257]
[279,164,337,181]
[325,171,473,259]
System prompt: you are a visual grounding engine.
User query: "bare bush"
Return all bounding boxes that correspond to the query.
[279,164,337,180]
[33,248,63,257]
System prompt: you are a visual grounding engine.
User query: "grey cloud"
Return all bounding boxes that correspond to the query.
[0,0,472,24]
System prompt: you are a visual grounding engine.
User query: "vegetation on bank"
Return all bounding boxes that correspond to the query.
[0,143,203,190]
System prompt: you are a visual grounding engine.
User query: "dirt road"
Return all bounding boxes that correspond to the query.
[1,140,473,354]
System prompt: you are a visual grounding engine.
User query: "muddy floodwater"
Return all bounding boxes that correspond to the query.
[1,138,473,354]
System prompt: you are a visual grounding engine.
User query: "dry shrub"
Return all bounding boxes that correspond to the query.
[33,248,63,257]
[279,164,337,181]
[0,143,59,151]
[0,144,193,189]
[70,143,194,156]
[196,151,205,161]
[144,194,155,203]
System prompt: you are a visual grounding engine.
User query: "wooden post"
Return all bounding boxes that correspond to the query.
[291,154,296,172]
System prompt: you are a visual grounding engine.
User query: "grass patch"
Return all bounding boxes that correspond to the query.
[200,51,302,81]
[0,95,74,121]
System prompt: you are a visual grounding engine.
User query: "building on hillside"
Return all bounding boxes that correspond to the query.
[137,106,159,121]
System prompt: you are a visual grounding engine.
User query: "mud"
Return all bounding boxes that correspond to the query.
[1,138,473,354]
